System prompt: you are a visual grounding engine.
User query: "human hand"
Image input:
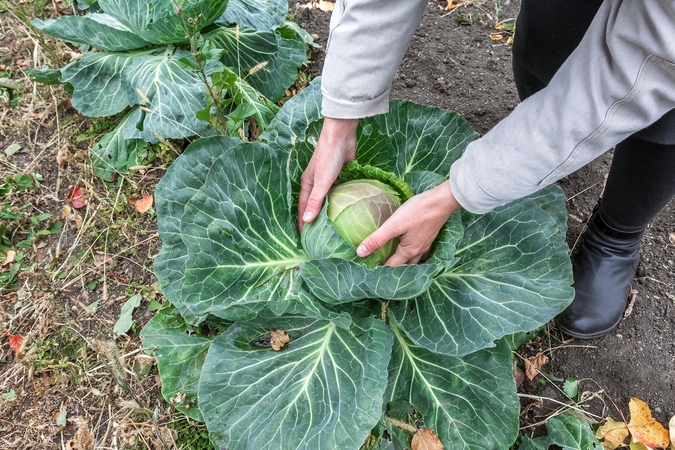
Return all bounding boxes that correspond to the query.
[298,117,359,232]
[356,181,461,266]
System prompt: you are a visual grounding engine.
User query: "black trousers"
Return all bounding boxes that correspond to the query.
[512,0,675,231]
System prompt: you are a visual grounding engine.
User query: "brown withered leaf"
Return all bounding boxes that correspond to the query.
[2,250,16,267]
[301,0,334,12]
[627,397,670,449]
[524,352,549,381]
[270,329,290,351]
[595,417,629,450]
[135,194,153,213]
[411,428,444,450]
[63,205,83,227]
[67,416,95,450]
[56,145,68,170]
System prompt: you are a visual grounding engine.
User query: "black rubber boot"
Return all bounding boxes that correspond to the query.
[555,208,643,339]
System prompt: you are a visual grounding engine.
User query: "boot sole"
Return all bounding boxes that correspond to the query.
[555,314,623,340]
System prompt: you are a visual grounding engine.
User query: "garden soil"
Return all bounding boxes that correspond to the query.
[291,0,675,432]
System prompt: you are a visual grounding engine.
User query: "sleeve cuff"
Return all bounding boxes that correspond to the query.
[321,87,391,119]
[449,156,502,214]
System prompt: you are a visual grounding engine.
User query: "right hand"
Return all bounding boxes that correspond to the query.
[298,117,359,232]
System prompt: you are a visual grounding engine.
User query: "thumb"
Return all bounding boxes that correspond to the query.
[357,222,400,258]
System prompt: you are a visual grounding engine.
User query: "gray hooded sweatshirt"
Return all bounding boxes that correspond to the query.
[321,0,675,213]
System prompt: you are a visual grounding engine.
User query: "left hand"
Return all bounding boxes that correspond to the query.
[356,181,461,266]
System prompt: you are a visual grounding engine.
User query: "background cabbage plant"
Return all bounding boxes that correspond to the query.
[28,0,311,181]
[143,78,574,449]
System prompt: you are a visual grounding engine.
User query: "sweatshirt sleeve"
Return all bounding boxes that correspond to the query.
[450,0,675,213]
[320,0,428,119]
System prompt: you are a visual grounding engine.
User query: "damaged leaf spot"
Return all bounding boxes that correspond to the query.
[270,329,290,351]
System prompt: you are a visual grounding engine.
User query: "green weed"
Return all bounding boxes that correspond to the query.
[169,417,214,450]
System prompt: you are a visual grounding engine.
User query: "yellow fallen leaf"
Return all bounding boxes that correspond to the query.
[627,397,670,449]
[490,34,504,41]
[595,418,629,450]
[411,428,444,450]
[135,194,153,213]
[524,352,548,381]
[270,329,290,351]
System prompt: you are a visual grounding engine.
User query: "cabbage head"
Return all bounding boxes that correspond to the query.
[144,78,575,450]
[330,179,400,263]
[301,165,414,268]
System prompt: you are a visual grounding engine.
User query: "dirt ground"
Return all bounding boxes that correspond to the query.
[1,0,674,448]
[291,0,675,433]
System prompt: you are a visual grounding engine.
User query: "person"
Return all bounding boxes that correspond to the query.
[298,0,675,339]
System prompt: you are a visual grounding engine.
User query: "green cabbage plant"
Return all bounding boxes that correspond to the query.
[142,78,574,449]
[27,0,311,180]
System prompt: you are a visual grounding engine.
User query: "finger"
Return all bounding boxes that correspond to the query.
[357,221,401,258]
[384,243,424,266]
[302,176,336,226]
[421,249,432,262]
[384,250,413,267]
[298,175,313,231]
[409,255,423,265]
[302,191,325,224]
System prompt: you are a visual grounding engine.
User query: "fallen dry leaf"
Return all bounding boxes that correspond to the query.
[525,352,549,381]
[411,428,444,450]
[627,397,670,449]
[67,416,95,450]
[595,417,629,450]
[669,233,675,246]
[56,145,68,170]
[2,250,16,267]
[63,205,83,227]
[669,416,674,450]
[490,34,504,41]
[3,333,24,353]
[630,441,650,450]
[67,186,87,209]
[135,194,153,213]
[301,0,334,12]
[270,329,290,351]
[444,0,460,11]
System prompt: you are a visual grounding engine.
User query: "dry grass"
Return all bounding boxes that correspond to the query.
[0,4,195,449]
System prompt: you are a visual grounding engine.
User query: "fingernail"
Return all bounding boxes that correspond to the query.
[357,245,367,256]
[303,211,315,222]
